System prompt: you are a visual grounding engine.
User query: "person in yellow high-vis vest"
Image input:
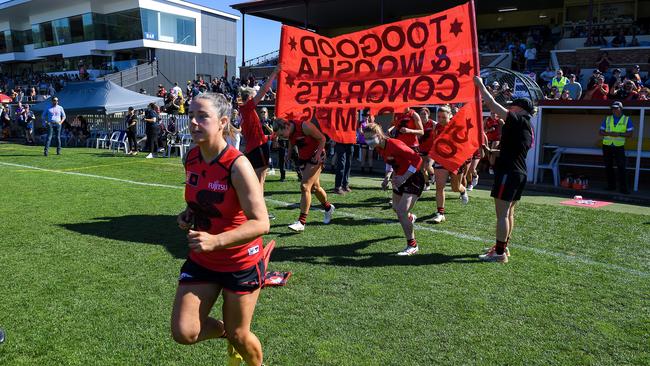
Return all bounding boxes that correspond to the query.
[599,101,634,194]
[548,69,569,93]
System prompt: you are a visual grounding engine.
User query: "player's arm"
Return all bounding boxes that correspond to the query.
[474,76,508,120]
[252,65,280,106]
[187,157,270,252]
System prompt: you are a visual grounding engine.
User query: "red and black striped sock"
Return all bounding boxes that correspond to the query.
[323,202,332,211]
[407,239,417,247]
[437,207,445,214]
[495,240,507,255]
[298,212,308,225]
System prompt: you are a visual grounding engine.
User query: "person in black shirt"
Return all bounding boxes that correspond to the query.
[144,103,159,158]
[125,107,139,155]
[474,76,534,263]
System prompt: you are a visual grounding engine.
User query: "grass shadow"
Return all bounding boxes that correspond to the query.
[270,236,480,267]
[61,215,187,258]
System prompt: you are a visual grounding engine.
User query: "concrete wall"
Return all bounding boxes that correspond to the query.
[201,12,236,58]
[128,48,235,94]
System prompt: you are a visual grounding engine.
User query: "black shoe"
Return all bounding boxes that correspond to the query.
[44,151,48,156]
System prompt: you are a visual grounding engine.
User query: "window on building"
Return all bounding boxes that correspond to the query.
[106,9,143,43]
[158,12,195,45]
[39,22,55,48]
[141,9,158,41]
[0,31,7,53]
[52,18,71,45]
[69,15,84,43]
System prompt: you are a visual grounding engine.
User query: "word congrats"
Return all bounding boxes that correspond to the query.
[276,2,480,144]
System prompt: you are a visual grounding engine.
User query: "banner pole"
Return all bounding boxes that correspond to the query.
[468,0,484,144]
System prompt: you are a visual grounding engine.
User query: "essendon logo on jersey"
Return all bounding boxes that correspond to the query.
[208,180,228,192]
[187,172,199,186]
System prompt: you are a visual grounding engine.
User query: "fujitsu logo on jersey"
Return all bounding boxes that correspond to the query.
[208,180,229,192]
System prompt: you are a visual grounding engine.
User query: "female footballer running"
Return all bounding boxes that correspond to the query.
[364,122,425,256]
[172,93,270,366]
[428,105,469,224]
[274,119,335,232]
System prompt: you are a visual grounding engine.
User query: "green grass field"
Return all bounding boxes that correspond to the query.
[0,143,649,366]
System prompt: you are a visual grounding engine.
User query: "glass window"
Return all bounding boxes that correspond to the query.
[31,24,41,48]
[91,13,108,40]
[157,12,195,45]
[141,9,158,40]
[106,9,142,43]
[39,22,54,48]
[52,18,71,45]
[0,31,7,53]
[69,15,84,43]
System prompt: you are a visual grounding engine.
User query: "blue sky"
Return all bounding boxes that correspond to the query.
[192,0,282,68]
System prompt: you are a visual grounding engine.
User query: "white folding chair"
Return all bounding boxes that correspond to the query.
[95,131,109,149]
[109,131,129,153]
[536,147,565,186]
[179,134,193,159]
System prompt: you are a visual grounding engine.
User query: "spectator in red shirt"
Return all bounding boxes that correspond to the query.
[584,75,609,101]
[157,84,167,98]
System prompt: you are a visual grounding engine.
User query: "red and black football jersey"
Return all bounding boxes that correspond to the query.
[376,138,422,176]
[289,121,320,160]
[184,145,263,272]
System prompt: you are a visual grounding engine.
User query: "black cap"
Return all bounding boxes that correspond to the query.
[508,98,535,114]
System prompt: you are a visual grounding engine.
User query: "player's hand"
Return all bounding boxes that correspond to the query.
[392,175,405,188]
[187,230,219,252]
[381,179,389,191]
[177,209,193,230]
[399,127,408,134]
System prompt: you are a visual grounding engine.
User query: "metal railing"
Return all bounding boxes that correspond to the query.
[86,113,190,137]
[97,60,159,87]
[244,50,279,67]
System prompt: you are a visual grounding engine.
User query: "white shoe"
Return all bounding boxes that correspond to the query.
[145,153,154,159]
[288,221,305,232]
[323,204,335,224]
[460,192,469,205]
[397,245,419,256]
[467,184,474,192]
[268,169,276,175]
[471,175,478,187]
[479,249,508,263]
[409,213,417,224]
[424,183,430,191]
[482,245,511,257]
[489,168,494,175]
[431,212,446,224]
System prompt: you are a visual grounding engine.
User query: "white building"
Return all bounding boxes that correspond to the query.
[0,0,238,92]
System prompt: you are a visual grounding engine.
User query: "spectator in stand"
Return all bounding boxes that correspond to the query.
[170,82,182,98]
[629,65,642,86]
[611,31,627,47]
[157,84,167,98]
[600,101,633,194]
[28,87,36,102]
[559,89,572,101]
[607,69,623,89]
[584,75,609,101]
[596,52,613,74]
[524,45,537,71]
[546,86,560,100]
[125,107,139,155]
[540,67,555,85]
[18,104,35,144]
[564,74,583,100]
[612,80,639,101]
[638,87,649,100]
[42,96,66,156]
[630,34,640,47]
[549,69,569,93]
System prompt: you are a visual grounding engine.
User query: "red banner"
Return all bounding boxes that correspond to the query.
[276,2,481,146]
[428,102,481,173]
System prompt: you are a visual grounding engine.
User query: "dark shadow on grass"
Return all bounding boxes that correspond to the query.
[270,236,480,267]
[61,215,187,258]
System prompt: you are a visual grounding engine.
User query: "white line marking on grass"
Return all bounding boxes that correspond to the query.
[3,161,647,278]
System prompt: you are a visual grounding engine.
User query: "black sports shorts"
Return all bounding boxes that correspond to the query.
[393,171,425,197]
[178,258,265,294]
[245,143,270,170]
[491,171,527,202]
